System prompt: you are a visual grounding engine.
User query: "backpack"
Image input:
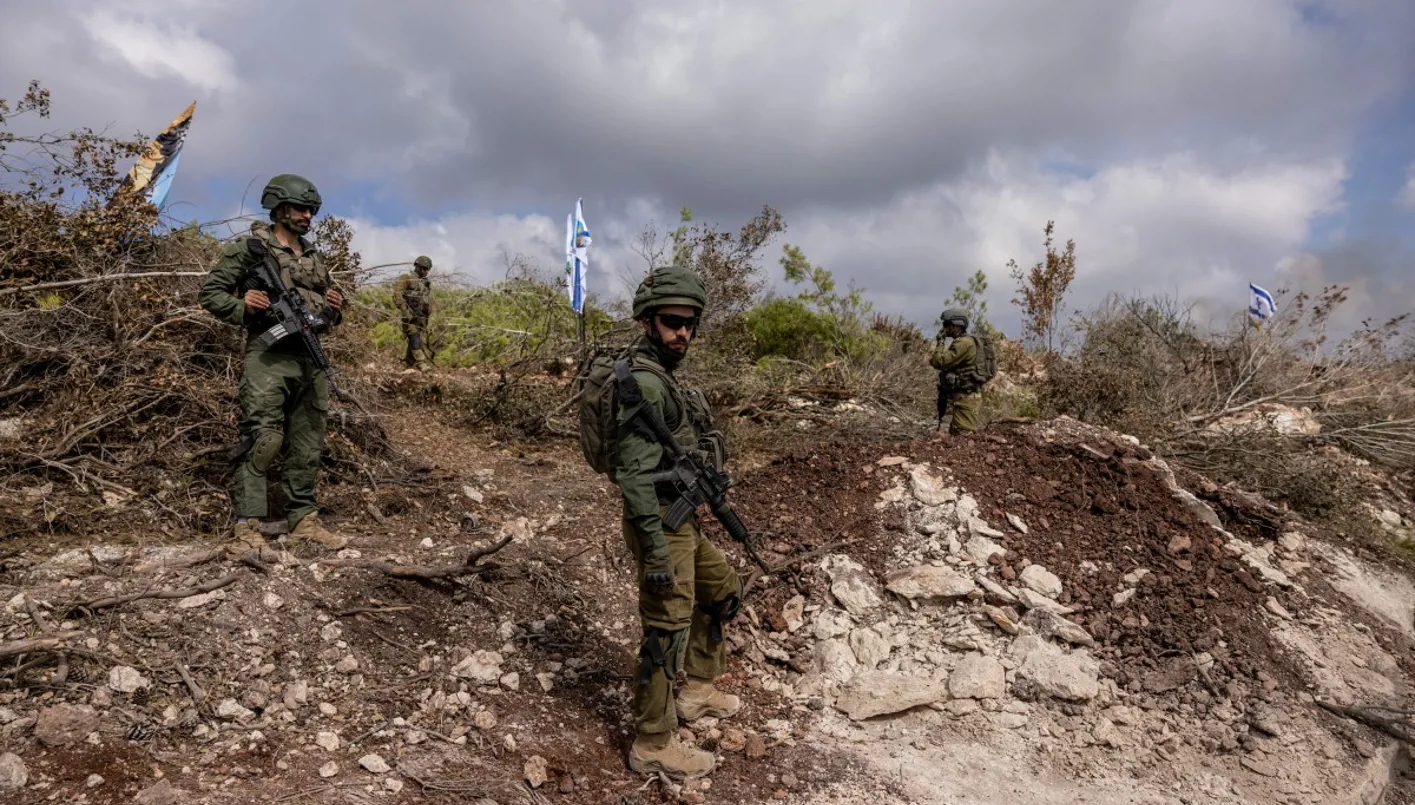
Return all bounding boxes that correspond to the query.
[576,349,720,480]
[961,332,998,392]
[576,351,627,478]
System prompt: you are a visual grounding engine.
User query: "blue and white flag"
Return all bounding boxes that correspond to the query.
[565,198,591,314]
[1248,283,1276,328]
[116,101,194,212]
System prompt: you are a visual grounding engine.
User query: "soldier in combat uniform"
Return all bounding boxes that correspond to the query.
[393,255,435,371]
[198,174,348,551]
[932,307,984,436]
[615,266,744,780]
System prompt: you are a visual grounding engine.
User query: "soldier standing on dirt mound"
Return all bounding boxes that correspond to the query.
[197,174,348,552]
[616,266,744,780]
[932,307,985,436]
[393,255,435,372]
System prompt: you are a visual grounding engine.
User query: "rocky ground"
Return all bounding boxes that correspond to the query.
[1,386,1414,804]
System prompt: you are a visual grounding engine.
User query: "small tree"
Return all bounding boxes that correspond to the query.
[1008,220,1077,352]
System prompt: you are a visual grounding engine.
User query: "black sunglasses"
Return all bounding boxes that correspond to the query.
[656,313,699,331]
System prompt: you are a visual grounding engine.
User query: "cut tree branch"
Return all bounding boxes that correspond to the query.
[318,535,512,582]
[0,271,208,298]
[68,572,242,616]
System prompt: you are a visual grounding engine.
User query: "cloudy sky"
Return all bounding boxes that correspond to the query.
[3,0,1414,336]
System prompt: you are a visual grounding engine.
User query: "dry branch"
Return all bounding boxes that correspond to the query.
[0,270,209,297]
[1317,699,1415,744]
[0,633,82,660]
[69,572,242,616]
[319,535,512,581]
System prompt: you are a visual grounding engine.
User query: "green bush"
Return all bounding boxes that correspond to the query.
[744,297,838,362]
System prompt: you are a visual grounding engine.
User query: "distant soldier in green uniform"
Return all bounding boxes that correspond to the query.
[615,266,743,780]
[393,255,434,371]
[931,307,992,436]
[197,174,348,551]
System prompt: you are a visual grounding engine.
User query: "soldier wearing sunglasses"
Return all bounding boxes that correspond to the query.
[614,266,743,780]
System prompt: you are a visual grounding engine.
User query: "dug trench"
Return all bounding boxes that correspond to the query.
[2,400,1415,804]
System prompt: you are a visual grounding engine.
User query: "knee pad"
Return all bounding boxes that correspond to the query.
[638,627,689,685]
[247,429,283,473]
[697,593,741,644]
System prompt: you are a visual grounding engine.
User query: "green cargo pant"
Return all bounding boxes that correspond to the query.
[624,511,741,736]
[945,391,983,435]
[402,320,433,369]
[233,349,329,528]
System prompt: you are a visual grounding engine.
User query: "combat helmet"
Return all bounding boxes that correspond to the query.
[940,307,970,330]
[414,255,433,270]
[260,174,322,215]
[632,265,707,319]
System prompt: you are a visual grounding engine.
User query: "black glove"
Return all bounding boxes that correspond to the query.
[642,540,675,594]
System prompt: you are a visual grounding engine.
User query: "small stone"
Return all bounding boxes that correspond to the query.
[1265,598,1292,620]
[976,576,1018,604]
[86,774,105,788]
[782,595,806,633]
[420,537,435,548]
[359,754,391,774]
[995,712,1028,729]
[910,467,955,506]
[475,710,498,730]
[177,590,225,609]
[319,702,338,716]
[848,627,892,669]
[746,733,768,759]
[262,592,285,610]
[284,680,309,708]
[980,606,1016,634]
[525,755,550,788]
[500,672,520,691]
[1093,718,1122,748]
[885,565,976,600]
[1168,533,1191,554]
[35,703,99,747]
[1006,514,1029,534]
[1019,565,1063,598]
[1112,588,1137,607]
[321,623,342,642]
[721,728,748,752]
[0,753,28,790]
[964,536,1006,565]
[452,650,504,684]
[949,654,1007,699]
[946,699,980,717]
[319,762,339,778]
[405,730,427,745]
[135,779,180,805]
[108,665,149,694]
[462,485,485,504]
[217,699,255,722]
[1122,568,1151,585]
[335,655,359,674]
[316,731,340,751]
[877,456,908,467]
[385,778,405,793]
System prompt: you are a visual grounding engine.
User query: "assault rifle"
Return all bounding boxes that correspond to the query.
[613,361,772,575]
[246,238,349,402]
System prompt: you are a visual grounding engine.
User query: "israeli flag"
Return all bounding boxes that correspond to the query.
[565,198,591,314]
[1249,283,1276,328]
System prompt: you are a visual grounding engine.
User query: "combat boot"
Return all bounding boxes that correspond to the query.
[230,519,267,551]
[676,678,742,721]
[288,513,348,550]
[628,732,716,780]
